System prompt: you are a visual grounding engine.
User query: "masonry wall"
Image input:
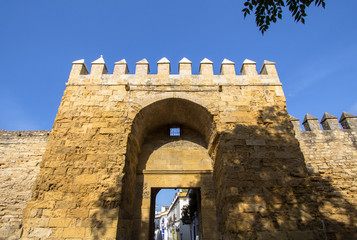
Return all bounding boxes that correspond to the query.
[293,119,357,239]
[0,130,50,240]
[297,128,357,204]
[21,84,130,239]
[21,57,301,240]
[1,57,356,240]
[211,90,317,240]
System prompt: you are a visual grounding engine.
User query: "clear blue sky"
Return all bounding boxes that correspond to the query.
[1,0,356,211]
[1,1,356,130]
[156,189,178,211]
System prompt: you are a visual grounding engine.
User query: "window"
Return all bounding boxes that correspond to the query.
[170,127,180,136]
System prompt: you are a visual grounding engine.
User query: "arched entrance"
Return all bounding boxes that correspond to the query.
[118,98,218,240]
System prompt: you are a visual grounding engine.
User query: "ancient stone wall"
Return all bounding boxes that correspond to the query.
[292,113,357,239]
[211,92,317,239]
[0,56,355,240]
[20,56,298,239]
[0,130,50,240]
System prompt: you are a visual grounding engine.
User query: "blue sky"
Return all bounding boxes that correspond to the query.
[1,1,356,208]
[1,1,356,130]
[156,189,178,211]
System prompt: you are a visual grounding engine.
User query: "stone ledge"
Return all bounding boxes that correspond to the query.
[66,82,283,87]
[0,130,51,137]
[139,170,213,174]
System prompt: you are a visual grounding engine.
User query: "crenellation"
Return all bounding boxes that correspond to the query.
[157,57,170,76]
[340,112,357,129]
[69,57,283,78]
[2,57,357,240]
[293,112,356,133]
[293,113,357,233]
[199,58,214,75]
[179,57,192,75]
[135,58,150,75]
[67,57,282,89]
[240,59,257,76]
[113,59,129,76]
[289,115,302,133]
[220,59,236,76]
[90,55,108,77]
[302,113,321,131]
[321,112,340,130]
[295,115,357,134]
[68,59,88,82]
[259,60,278,76]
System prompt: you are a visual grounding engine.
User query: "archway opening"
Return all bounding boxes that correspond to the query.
[118,98,218,240]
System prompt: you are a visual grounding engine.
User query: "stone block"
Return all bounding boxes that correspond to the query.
[257,232,288,240]
[287,231,315,240]
[67,208,89,218]
[246,138,266,146]
[74,174,98,185]
[27,227,52,238]
[62,227,86,238]
[48,218,70,228]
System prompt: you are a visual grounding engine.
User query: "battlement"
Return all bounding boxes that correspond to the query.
[68,56,281,86]
[290,112,357,133]
[3,55,357,240]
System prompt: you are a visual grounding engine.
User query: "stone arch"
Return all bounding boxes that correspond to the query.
[129,97,217,146]
[132,92,214,111]
[118,98,218,240]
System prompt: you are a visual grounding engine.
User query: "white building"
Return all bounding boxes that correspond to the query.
[155,189,192,240]
[155,206,169,240]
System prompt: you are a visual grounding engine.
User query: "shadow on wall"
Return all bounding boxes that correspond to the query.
[137,124,208,172]
[90,105,357,240]
[118,123,214,239]
[213,105,357,239]
[90,187,121,240]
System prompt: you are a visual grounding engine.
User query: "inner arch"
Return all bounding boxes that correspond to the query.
[118,97,218,239]
[131,98,216,148]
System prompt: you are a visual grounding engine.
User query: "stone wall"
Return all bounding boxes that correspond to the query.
[292,113,357,239]
[21,56,300,239]
[0,56,355,239]
[0,130,50,240]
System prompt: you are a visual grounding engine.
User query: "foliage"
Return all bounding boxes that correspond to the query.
[242,0,326,34]
[181,205,191,224]
[181,190,198,224]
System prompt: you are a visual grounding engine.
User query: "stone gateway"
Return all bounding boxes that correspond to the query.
[0,56,356,239]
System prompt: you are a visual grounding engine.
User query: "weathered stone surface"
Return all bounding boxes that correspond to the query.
[0,58,356,239]
[0,130,50,240]
[294,124,357,239]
